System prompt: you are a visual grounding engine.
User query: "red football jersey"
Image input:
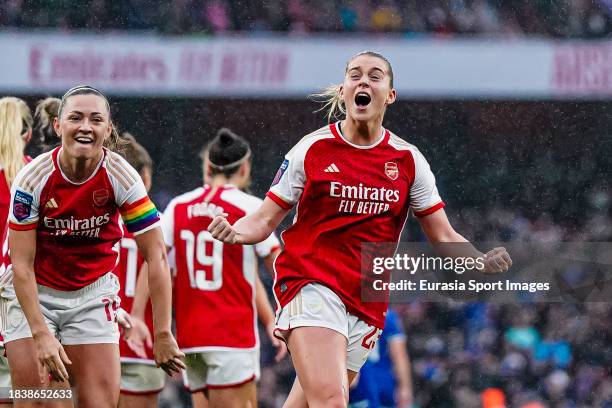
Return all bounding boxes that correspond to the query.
[115,229,155,363]
[267,123,445,329]
[0,157,31,246]
[0,156,32,346]
[162,185,280,351]
[9,147,160,291]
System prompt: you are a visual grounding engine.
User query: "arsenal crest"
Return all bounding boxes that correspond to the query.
[93,188,110,207]
[384,162,399,180]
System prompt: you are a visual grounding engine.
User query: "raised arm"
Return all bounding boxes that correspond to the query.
[208,197,289,245]
[418,209,512,273]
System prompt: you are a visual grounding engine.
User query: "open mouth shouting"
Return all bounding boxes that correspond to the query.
[354,92,371,110]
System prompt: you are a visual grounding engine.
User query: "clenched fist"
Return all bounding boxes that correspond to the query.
[207,213,239,244]
[481,247,512,273]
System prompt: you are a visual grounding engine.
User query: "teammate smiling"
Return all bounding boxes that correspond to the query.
[4,86,184,407]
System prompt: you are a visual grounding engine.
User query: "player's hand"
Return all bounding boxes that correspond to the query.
[481,247,512,273]
[396,385,414,408]
[124,316,153,359]
[34,332,72,383]
[208,213,239,244]
[153,331,186,376]
[266,323,287,362]
[116,308,132,330]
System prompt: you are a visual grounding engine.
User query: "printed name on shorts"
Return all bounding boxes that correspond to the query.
[13,190,33,221]
[272,159,289,186]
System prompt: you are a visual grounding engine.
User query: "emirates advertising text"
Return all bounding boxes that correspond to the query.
[361,242,612,303]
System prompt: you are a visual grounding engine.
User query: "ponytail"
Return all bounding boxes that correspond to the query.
[34,97,60,152]
[311,84,345,123]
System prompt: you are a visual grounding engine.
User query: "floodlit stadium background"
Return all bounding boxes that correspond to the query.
[2,1,611,407]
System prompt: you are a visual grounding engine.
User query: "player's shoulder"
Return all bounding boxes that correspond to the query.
[104,149,141,190]
[387,131,420,153]
[387,130,431,164]
[287,124,336,157]
[165,187,206,210]
[13,150,55,194]
[219,187,263,214]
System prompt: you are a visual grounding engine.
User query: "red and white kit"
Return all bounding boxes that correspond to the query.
[3,147,160,345]
[115,229,155,363]
[162,184,279,390]
[115,228,166,394]
[268,122,444,370]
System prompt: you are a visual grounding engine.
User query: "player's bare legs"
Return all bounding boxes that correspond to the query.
[191,391,209,408]
[118,393,157,408]
[283,327,349,408]
[284,370,359,408]
[206,381,256,408]
[5,339,72,408]
[63,344,119,408]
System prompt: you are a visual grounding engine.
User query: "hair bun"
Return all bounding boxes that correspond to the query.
[216,128,235,147]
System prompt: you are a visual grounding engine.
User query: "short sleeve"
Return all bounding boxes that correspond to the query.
[266,143,310,210]
[107,152,161,235]
[8,165,43,231]
[119,189,161,236]
[384,309,406,341]
[409,149,445,217]
[254,231,281,258]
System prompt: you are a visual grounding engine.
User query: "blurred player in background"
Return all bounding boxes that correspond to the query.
[113,133,167,408]
[0,96,33,406]
[209,51,511,407]
[32,97,61,154]
[161,128,284,408]
[3,85,184,407]
[349,308,413,408]
[0,97,33,240]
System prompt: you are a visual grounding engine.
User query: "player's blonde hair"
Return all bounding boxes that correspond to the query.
[0,97,33,186]
[58,85,126,153]
[311,51,394,123]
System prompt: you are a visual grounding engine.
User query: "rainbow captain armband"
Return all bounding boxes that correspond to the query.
[120,196,160,234]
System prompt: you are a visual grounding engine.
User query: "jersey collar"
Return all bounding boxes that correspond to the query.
[330,121,389,149]
[53,146,106,186]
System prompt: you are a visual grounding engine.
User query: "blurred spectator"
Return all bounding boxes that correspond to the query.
[3,0,612,38]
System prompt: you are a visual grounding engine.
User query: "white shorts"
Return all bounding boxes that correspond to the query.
[274,283,382,372]
[182,349,260,392]
[0,273,121,345]
[0,348,10,388]
[0,348,9,403]
[120,362,166,394]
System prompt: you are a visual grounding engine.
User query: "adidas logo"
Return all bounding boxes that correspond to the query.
[324,163,340,173]
[45,198,58,209]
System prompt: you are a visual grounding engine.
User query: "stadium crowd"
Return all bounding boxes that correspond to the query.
[1,0,612,38]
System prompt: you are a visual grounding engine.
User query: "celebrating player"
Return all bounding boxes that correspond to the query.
[208,51,512,407]
[161,128,283,408]
[4,85,184,408]
[113,133,167,408]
